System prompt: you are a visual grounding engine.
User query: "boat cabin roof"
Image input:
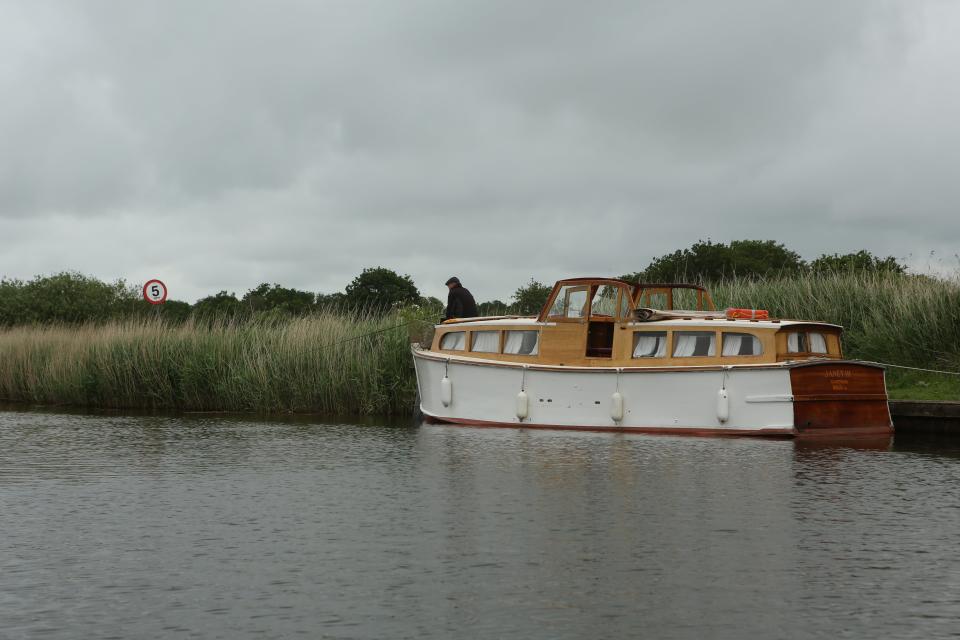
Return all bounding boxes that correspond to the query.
[438,277,838,330]
[442,316,839,331]
[536,278,716,322]
[545,278,710,293]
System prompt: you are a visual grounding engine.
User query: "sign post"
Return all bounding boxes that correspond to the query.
[143,279,168,305]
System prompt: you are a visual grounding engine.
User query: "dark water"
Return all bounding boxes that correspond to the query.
[1,410,959,640]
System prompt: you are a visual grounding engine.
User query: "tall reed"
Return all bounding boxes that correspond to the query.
[709,271,960,369]
[0,309,432,414]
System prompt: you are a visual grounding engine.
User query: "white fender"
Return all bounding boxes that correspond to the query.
[611,392,624,422]
[516,390,529,420]
[440,376,453,407]
[716,388,729,423]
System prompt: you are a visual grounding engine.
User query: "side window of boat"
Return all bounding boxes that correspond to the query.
[440,331,466,351]
[786,331,829,354]
[471,331,500,353]
[632,332,667,358]
[672,331,716,357]
[503,330,539,356]
[808,332,828,353]
[722,332,763,356]
[787,332,807,353]
[547,285,589,319]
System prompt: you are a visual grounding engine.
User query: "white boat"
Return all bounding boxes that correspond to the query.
[412,278,892,438]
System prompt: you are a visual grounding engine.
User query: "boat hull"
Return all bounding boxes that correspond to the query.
[412,349,892,438]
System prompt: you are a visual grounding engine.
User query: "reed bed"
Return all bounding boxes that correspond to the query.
[710,271,960,399]
[0,310,432,414]
[0,271,957,413]
[710,271,960,370]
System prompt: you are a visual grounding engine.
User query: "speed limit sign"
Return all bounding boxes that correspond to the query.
[143,279,168,305]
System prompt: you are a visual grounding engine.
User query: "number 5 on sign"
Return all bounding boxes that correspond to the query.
[143,279,168,305]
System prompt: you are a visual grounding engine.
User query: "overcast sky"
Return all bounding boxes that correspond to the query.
[1,0,958,302]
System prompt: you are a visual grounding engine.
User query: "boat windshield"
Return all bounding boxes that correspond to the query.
[546,285,590,319]
[634,285,714,311]
[590,284,620,318]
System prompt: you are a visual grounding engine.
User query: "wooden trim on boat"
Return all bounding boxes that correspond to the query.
[413,346,881,375]
[793,393,888,402]
[442,315,534,325]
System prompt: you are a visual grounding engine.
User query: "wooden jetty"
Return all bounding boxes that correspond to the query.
[890,400,960,434]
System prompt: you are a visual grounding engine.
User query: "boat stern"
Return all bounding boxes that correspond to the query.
[789,361,893,437]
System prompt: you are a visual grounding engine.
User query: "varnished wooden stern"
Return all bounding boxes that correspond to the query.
[789,361,893,437]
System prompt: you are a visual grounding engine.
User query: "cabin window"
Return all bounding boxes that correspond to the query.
[471,331,500,353]
[633,332,667,358]
[440,332,466,351]
[787,332,807,353]
[547,285,589,319]
[722,333,763,356]
[787,331,829,354]
[590,284,620,318]
[672,331,716,357]
[809,332,828,353]
[503,330,539,356]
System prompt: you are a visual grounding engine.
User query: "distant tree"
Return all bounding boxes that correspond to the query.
[315,292,347,311]
[512,279,552,315]
[0,278,26,325]
[157,299,193,323]
[0,272,137,325]
[419,296,445,313]
[478,299,509,316]
[242,283,315,315]
[641,239,805,281]
[193,291,243,319]
[344,267,420,312]
[810,250,905,274]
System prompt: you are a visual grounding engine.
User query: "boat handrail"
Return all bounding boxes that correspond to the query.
[633,308,726,322]
[441,315,536,325]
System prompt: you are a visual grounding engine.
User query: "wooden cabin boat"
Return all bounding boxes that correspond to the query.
[412,278,892,438]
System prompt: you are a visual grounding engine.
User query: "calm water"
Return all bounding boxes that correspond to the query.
[1,409,959,639]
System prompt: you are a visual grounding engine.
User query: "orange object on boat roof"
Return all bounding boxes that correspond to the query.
[725,307,770,320]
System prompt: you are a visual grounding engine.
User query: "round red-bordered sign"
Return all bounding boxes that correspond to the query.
[143,279,168,305]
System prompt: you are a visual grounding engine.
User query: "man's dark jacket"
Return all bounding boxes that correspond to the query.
[445,285,479,319]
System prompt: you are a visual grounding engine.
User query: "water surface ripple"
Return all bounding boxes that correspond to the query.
[1,409,959,639]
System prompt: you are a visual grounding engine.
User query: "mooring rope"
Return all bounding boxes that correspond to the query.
[859,361,960,376]
[314,317,435,353]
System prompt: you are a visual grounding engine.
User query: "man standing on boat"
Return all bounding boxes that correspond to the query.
[444,277,479,320]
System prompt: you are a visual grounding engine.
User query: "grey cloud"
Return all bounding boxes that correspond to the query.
[1,0,957,302]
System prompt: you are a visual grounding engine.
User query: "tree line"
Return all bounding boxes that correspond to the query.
[0,241,907,326]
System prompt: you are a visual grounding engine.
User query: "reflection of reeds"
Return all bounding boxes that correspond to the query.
[0,309,433,414]
[1,271,958,413]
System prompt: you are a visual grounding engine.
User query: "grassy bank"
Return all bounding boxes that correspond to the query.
[0,271,958,414]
